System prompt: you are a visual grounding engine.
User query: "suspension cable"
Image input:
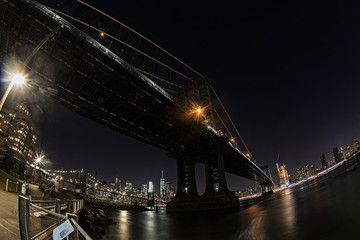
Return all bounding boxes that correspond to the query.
[76,0,205,79]
[210,84,254,160]
[213,108,233,139]
[41,5,197,83]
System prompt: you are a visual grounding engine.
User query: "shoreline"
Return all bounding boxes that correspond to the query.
[78,195,149,239]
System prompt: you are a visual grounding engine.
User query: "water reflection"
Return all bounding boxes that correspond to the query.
[103,168,360,240]
[237,204,265,240]
[118,210,129,239]
[279,189,296,237]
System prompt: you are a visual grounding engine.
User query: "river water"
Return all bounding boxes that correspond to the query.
[102,167,360,240]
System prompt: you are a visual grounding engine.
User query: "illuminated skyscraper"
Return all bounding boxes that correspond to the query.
[148,181,153,193]
[296,165,316,180]
[276,162,290,188]
[142,183,148,195]
[160,170,165,197]
[0,103,39,163]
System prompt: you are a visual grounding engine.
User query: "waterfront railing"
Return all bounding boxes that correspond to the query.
[18,195,92,240]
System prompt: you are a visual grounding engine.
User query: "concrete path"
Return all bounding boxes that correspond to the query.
[0,183,43,239]
[0,190,20,239]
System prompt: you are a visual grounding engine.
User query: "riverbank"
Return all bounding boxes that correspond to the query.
[78,195,149,239]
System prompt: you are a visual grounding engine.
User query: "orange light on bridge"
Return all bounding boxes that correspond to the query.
[100,32,105,37]
[190,105,206,121]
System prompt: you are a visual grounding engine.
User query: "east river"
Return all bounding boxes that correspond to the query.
[102,166,360,240]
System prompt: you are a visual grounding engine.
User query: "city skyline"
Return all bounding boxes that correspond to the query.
[2,0,360,192]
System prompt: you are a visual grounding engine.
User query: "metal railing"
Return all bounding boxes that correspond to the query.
[6,178,19,192]
[18,195,92,240]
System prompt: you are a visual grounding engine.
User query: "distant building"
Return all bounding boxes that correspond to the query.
[276,162,290,188]
[296,165,316,181]
[340,141,360,160]
[0,103,39,164]
[51,169,88,192]
[333,147,341,164]
[148,181,153,193]
[320,154,328,169]
[115,178,121,191]
[125,182,132,192]
[141,183,148,195]
[110,178,121,191]
[164,181,175,201]
[160,170,165,197]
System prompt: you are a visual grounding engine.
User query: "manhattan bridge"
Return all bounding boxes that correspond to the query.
[0,0,273,211]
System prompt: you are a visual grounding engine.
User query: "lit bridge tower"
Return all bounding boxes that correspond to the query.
[167,79,240,211]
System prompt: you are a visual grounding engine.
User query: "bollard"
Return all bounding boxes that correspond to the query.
[6,179,9,192]
[67,200,72,213]
[16,182,19,193]
[55,199,61,224]
[72,200,75,213]
[18,196,30,240]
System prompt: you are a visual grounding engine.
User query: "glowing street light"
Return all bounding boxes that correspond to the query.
[34,155,44,182]
[0,72,26,112]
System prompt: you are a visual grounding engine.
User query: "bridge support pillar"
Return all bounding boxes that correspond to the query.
[176,158,186,197]
[204,156,215,194]
[175,153,198,198]
[260,182,273,197]
[216,143,228,192]
[167,142,239,212]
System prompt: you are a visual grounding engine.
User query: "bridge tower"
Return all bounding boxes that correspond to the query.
[176,79,216,127]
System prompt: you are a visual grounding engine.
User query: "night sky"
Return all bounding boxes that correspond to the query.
[3,0,360,192]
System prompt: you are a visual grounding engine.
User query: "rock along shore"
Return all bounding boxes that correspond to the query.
[78,195,149,239]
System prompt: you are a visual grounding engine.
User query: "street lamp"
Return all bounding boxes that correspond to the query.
[0,25,64,112]
[0,72,26,111]
[34,156,44,182]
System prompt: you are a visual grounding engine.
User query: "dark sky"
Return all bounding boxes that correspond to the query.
[4,0,360,193]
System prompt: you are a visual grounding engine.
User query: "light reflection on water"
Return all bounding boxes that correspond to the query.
[102,168,360,240]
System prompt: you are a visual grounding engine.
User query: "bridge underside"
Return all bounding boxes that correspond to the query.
[0,0,183,152]
[0,0,273,211]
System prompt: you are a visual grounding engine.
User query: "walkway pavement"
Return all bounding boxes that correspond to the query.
[0,183,43,239]
[0,190,20,239]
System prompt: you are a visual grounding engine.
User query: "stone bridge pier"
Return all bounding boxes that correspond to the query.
[167,138,239,212]
[260,181,274,197]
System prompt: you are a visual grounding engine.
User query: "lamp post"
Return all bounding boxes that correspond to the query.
[0,73,25,112]
[34,157,43,182]
[0,24,64,112]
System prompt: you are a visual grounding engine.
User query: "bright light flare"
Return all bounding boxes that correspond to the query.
[11,73,26,85]
[189,105,206,122]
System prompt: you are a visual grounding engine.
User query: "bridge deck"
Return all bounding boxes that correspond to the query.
[0,0,271,184]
